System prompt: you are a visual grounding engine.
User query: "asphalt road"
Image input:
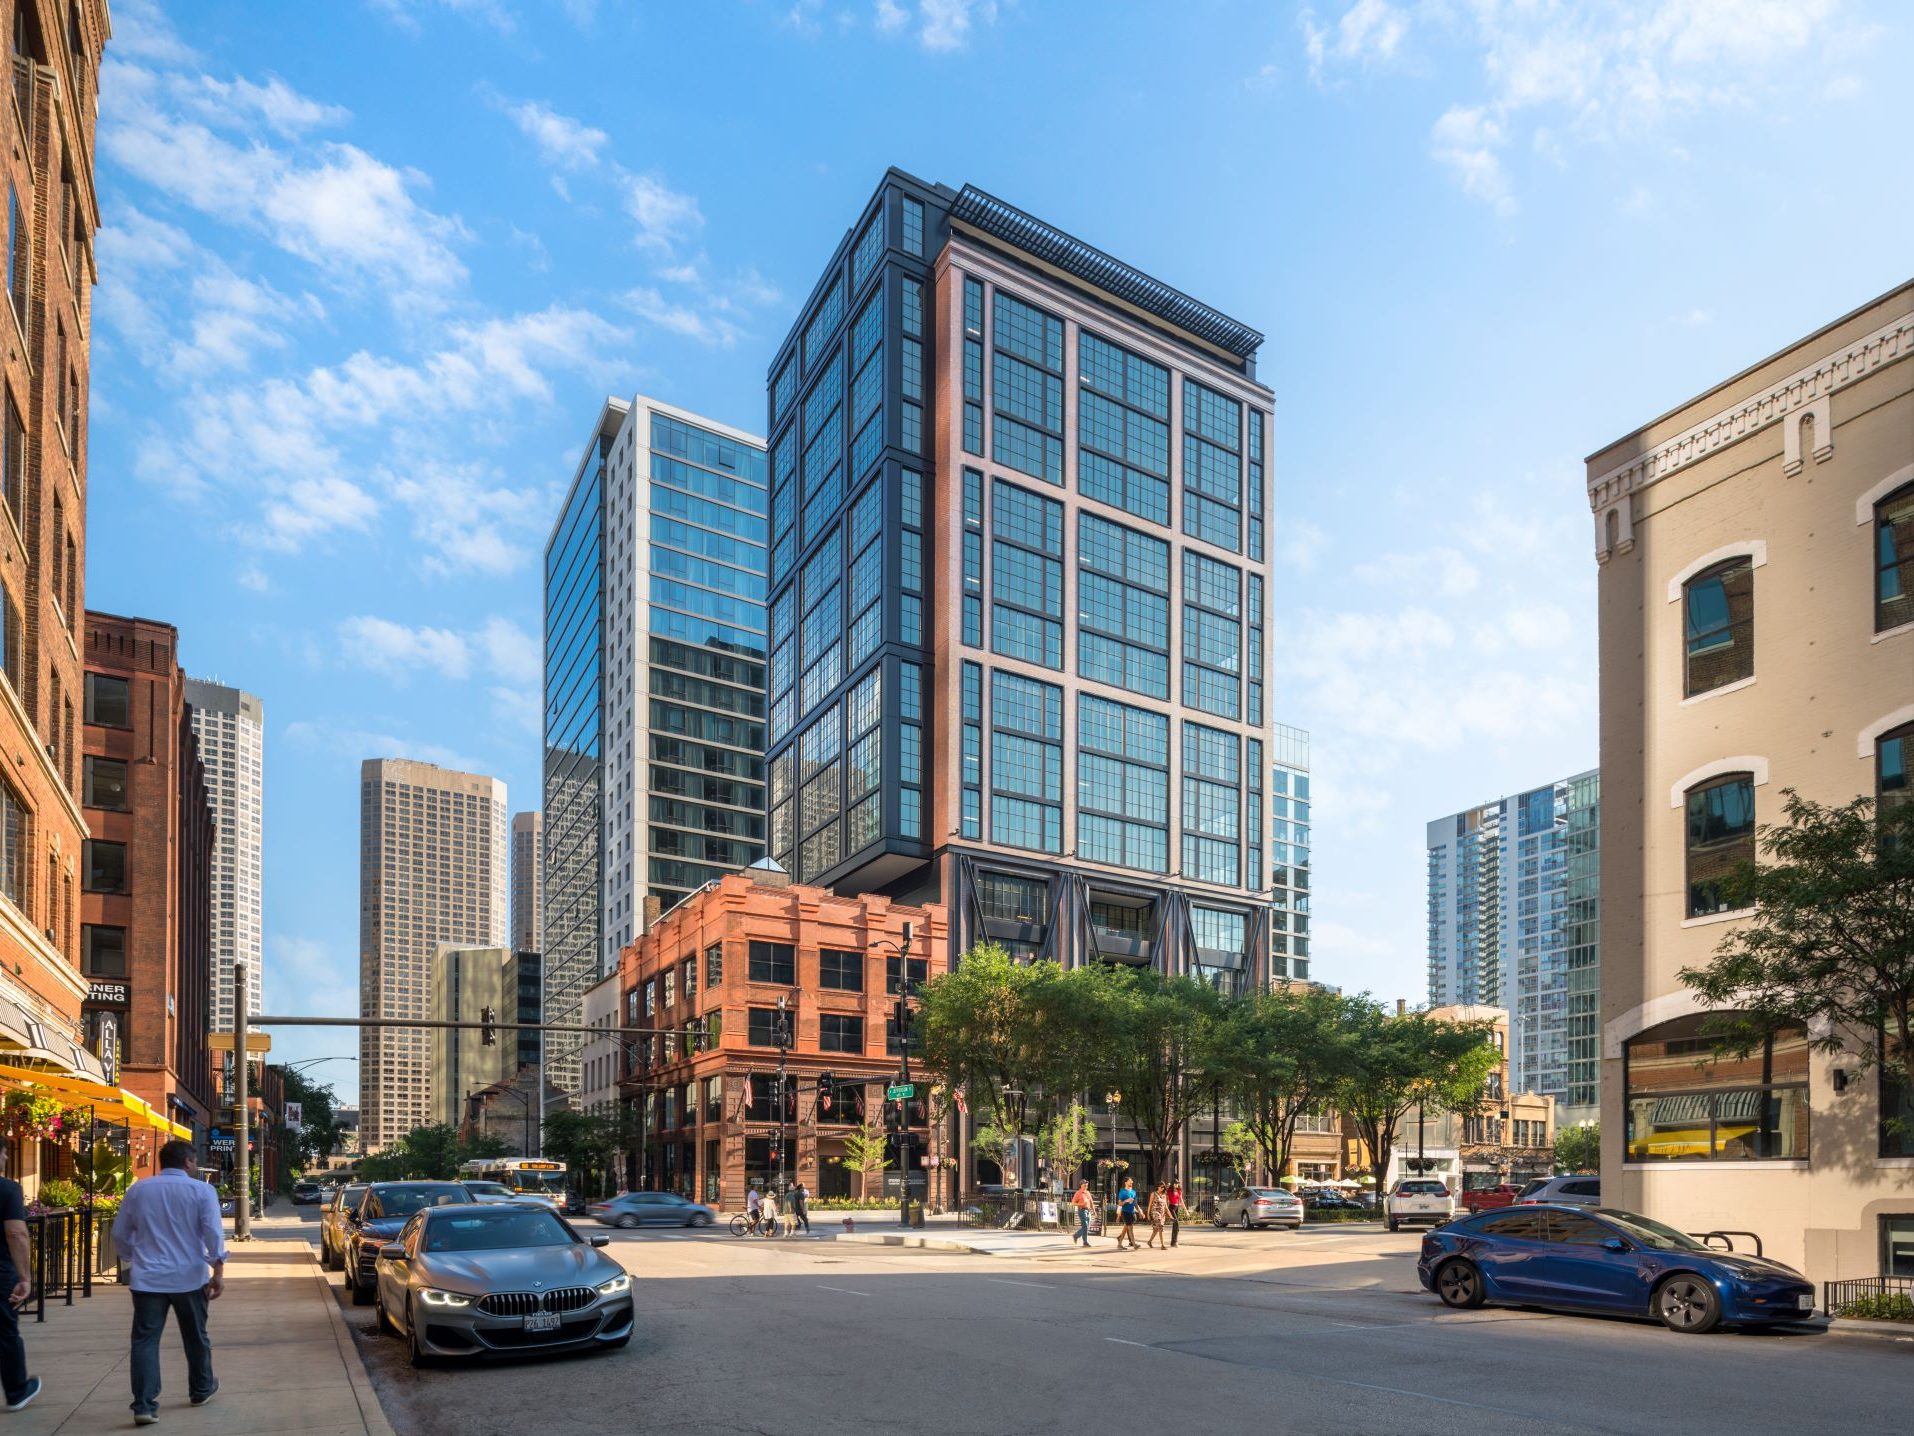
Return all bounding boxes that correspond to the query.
[274,1207,1911,1436]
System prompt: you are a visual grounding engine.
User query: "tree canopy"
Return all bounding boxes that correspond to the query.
[1334,1004,1500,1189]
[358,1123,507,1182]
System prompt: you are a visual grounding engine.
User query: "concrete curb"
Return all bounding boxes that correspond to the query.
[302,1244,399,1436]
[831,1232,1000,1254]
[1822,1316,1914,1341]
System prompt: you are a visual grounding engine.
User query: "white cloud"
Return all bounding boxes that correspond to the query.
[624,173,703,252]
[475,616,540,687]
[111,0,199,64]
[190,74,350,135]
[1302,0,1409,80]
[874,0,909,33]
[1277,518,1329,574]
[867,0,1000,52]
[339,616,472,680]
[1430,105,1513,216]
[503,98,608,171]
[284,719,488,776]
[623,286,742,349]
[1353,546,1481,598]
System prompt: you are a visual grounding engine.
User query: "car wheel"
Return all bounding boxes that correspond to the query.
[1435,1258,1486,1310]
[408,1300,433,1368]
[375,1286,397,1336]
[349,1256,373,1306]
[690,1212,712,1228]
[616,1214,638,1230]
[1239,1212,1251,1231]
[1655,1274,1722,1334]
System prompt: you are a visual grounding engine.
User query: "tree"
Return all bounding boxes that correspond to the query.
[1335,1002,1500,1190]
[271,1066,339,1166]
[915,943,1062,1135]
[1206,985,1354,1182]
[1219,1121,1258,1187]
[542,1111,624,1197]
[1037,1102,1096,1186]
[1679,790,1914,1090]
[357,1124,507,1181]
[837,1110,891,1199]
[1555,1121,1599,1174]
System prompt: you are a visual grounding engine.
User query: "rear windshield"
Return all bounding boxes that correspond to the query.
[1249,1189,1290,1200]
[1396,1181,1449,1196]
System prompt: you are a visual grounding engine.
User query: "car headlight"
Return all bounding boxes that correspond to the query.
[597,1273,631,1296]
[419,1288,473,1308]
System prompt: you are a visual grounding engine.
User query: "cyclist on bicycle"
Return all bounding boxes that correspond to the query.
[745,1184,762,1234]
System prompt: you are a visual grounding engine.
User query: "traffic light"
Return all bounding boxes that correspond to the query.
[817,1071,834,1115]
[480,1006,497,1047]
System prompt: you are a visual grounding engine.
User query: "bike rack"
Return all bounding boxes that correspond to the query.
[1692,1229,1764,1257]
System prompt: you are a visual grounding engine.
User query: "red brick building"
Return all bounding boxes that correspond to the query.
[617,867,947,1209]
[0,5,106,1041]
[81,614,217,1164]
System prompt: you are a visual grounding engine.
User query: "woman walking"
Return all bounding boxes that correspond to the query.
[1115,1179,1140,1250]
[1145,1184,1170,1249]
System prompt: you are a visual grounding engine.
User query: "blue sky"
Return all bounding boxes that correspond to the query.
[86,1,1913,1102]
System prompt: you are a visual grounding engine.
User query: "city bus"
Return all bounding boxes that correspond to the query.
[457,1157,569,1207]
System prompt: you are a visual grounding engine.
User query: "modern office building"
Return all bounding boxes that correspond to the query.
[510,810,541,953]
[764,170,1277,986]
[184,679,265,1031]
[578,970,622,1122]
[359,759,508,1150]
[1592,281,1912,1284]
[427,944,538,1129]
[81,615,219,1151]
[1269,723,1312,982]
[544,395,767,1106]
[1425,770,1599,1114]
[0,3,107,1064]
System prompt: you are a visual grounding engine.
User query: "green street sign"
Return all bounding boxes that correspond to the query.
[887,1083,915,1100]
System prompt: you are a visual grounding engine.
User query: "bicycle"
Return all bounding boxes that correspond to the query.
[728,1212,764,1237]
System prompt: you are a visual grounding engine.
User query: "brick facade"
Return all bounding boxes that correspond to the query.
[617,870,947,1210]
[80,613,217,1163]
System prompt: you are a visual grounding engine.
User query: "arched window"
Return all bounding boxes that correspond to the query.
[1683,557,1754,696]
[1877,482,1914,633]
[1879,722,1911,836]
[1623,1015,1808,1162]
[1685,773,1755,917]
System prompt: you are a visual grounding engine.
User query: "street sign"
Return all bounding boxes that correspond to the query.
[887,1083,915,1100]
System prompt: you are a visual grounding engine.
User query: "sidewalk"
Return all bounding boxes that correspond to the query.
[828,1209,1384,1257]
[9,1237,393,1436]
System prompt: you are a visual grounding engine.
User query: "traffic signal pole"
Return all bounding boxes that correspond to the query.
[234,961,250,1241]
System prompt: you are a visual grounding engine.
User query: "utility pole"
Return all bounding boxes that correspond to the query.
[234,960,251,1241]
[892,923,915,1229]
[773,996,792,1197]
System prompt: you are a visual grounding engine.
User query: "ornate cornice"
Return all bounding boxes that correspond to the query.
[1587,309,1914,514]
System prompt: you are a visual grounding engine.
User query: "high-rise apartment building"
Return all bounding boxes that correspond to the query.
[428,944,538,1129]
[1592,281,1912,1284]
[764,171,1277,985]
[80,615,218,1146]
[1426,770,1599,1114]
[0,3,107,1057]
[1269,723,1312,982]
[510,810,541,952]
[183,679,264,1030]
[359,759,507,1150]
[544,396,767,1104]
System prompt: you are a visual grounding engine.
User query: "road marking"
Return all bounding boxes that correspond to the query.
[988,1279,1057,1290]
[817,1284,873,1297]
[1104,1337,1153,1349]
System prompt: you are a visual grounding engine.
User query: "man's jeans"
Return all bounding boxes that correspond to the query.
[130,1288,214,1415]
[0,1276,30,1405]
[1075,1207,1092,1244]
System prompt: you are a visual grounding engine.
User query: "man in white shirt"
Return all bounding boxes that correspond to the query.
[745,1184,761,1232]
[112,1141,227,1425]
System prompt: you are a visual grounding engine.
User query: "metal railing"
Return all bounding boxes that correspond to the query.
[1823,1275,1914,1317]
[24,1208,95,1324]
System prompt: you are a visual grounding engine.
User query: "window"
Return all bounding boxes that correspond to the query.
[84,756,128,810]
[1880,723,1911,838]
[1182,379,1242,553]
[818,948,863,991]
[1879,483,1914,633]
[991,292,1064,485]
[748,941,795,985]
[977,871,1046,925]
[84,839,125,893]
[1077,694,1169,873]
[1,391,21,529]
[704,942,722,986]
[1624,1015,1808,1161]
[1683,557,1754,696]
[819,1013,864,1054]
[1473,1210,1548,1240]
[885,955,928,995]
[1884,1216,1914,1278]
[0,779,23,908]
[989,670,1063,853]
[1685,773,1755,917]
[82,924,126,979]
[85,672,130,728]
[991,479,1064,670]
[746,1007,790,1049]
[1077,330,1170,524]
[6,187,24,324]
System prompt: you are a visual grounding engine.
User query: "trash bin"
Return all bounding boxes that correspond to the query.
[907,1202,926,1230]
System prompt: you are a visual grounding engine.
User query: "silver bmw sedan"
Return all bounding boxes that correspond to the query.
[373,1203,634,1365]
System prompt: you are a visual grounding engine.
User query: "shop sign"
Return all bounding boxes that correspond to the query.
[87,980,131,1007]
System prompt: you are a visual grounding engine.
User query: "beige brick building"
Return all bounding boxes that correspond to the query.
[1590,281,1914,1284]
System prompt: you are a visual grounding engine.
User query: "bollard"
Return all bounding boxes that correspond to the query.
[843,1216,855,1234]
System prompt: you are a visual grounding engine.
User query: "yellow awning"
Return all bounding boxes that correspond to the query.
[0,1064,192,1140]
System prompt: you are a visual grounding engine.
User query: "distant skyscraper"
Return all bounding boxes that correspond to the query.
[764,170,1276,986]
[428,944,540,1129]
[360,759,507,1150]
[510,811,541,952]
[1269,723,1312,982]
[544,396,767,1106]
[184,679,264,1030]
[1426,770,1599,1112]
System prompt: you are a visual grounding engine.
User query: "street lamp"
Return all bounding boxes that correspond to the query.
[870,928,919,1225]
[773,997,794,1198]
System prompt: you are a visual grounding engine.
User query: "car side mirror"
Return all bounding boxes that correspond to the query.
[347,1211,361,1225]
[1601,1238,1628,1252]
[379,1243,406,1260]
[589,1236,610,1248]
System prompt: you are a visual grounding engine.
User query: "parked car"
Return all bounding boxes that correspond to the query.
[588,1192,716,1229]
[342,1182,473,1306]
[321,1184,369,1271]
[1419,1204,1814,1333]
[1517,1176,1601,1207]
[1459,1184,1525,1213]
[373,1203,633,1365]
[292,1181,323,1206]
[1386,1178,1456,1232]
[1213,1188,1304,1230]
[1304,1190,1365,1212]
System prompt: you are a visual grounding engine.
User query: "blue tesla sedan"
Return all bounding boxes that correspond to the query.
[1418,1204,1816,1333]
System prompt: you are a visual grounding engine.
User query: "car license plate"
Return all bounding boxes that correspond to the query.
[523,1310,561,1332]
[1797,1295,1814,1311]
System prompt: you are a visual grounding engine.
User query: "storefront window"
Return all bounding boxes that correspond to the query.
[1624,1014,1808,1161]
[1882,1216,1914,1278]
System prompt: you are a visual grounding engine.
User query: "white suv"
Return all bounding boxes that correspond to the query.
[1385,1178,1456,1232]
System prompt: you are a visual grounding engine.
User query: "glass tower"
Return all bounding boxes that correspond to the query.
[765,170,1277,984]
[1269,722,1312,982]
